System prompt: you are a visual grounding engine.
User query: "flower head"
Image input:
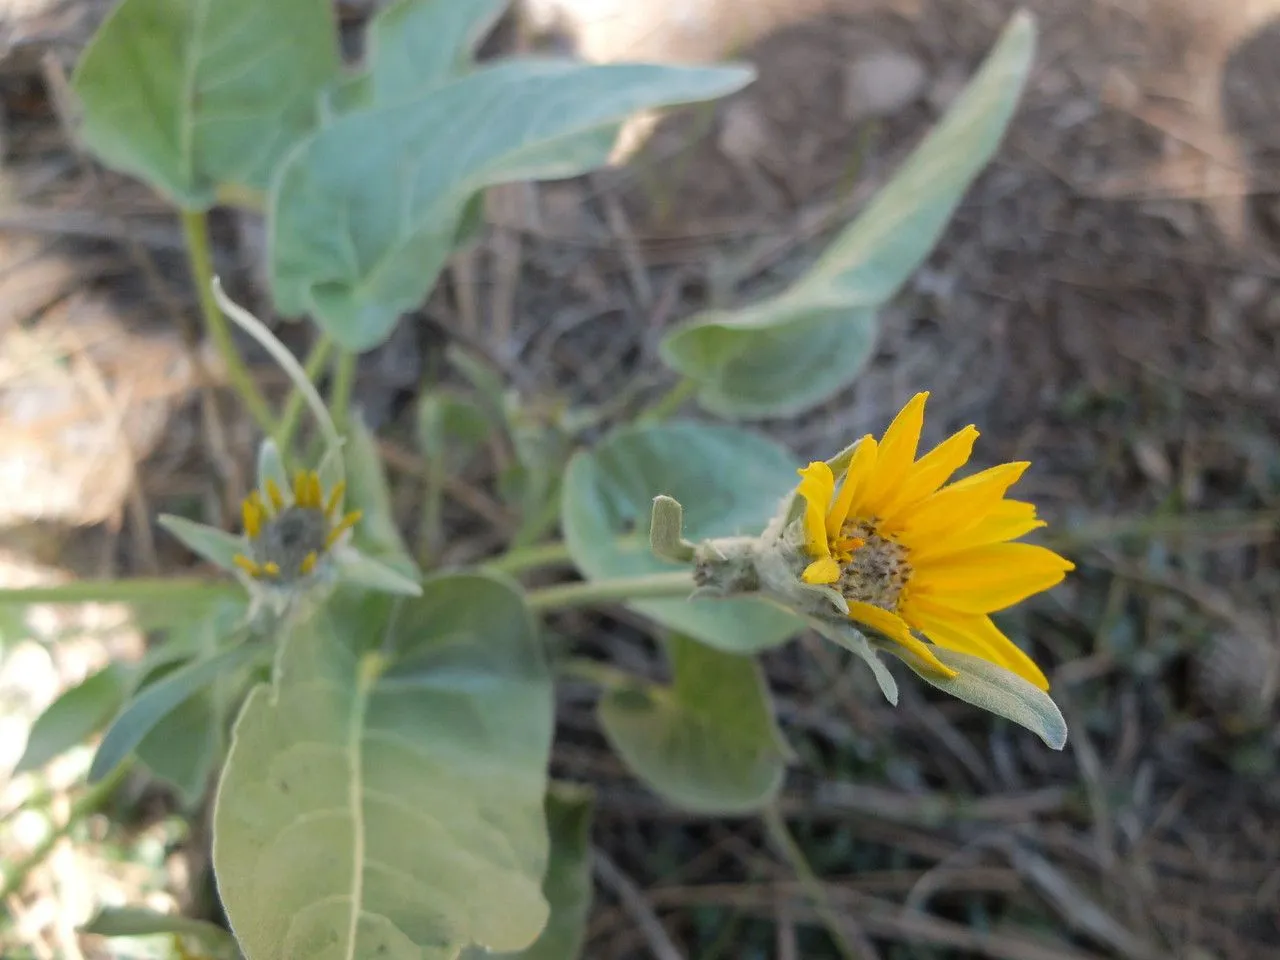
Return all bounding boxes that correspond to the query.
[793,392,1073,689]
[233,469,361,583]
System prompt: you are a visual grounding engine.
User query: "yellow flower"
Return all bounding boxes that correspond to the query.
[233,469,361,583]
[795,392,1073,689]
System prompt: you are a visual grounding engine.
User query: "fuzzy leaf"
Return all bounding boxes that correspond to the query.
[15,663,133,773]
[660,12,1037,417]
[270,60,753,350]
[562,422,801,653]
[72,0,340,206]
[599,635,790,814]
[213,574,554,959]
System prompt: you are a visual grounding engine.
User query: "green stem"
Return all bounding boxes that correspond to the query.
[484,540,574,577]
[762,804,866,960]
[0,761,132,901]
[180,210,274,433]
[557,657,643,690]
[0,579,239,606]
[525,571,696,612]
[276,335,334,455]
[330,350,357,431]
[639,376,696,423]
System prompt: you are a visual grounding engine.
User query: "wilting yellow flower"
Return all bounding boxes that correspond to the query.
[795,392,1073,689]
[233,469,361,582]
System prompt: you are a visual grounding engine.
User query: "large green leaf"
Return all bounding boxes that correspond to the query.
[599,635,790,814]
[269,60,753,350]
[463,784,596,960]
[660,11,1037,417]
[15,663,132,773]
[135,682,221,805]
[213,574,554,959]
[562,421,801,652]
[72,0,340,207]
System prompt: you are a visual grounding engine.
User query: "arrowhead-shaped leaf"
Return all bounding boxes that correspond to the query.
[270,60,754,350]
[600,635,790,814]
[660,12,1037,417]
[562,421,802,653]
[213,574,555,959]
[72,0,340,207]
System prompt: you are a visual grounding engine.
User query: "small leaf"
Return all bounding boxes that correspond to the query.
[660,12,1037,417]
[72,0,341,207]
[562,421,801,653]
[213,573,554,959]
[343,411,420,580]
[158,515,246,575]
[270,60,753,350]
[462,784,596,960]
[599,635,790,814]
[896,646,1068,749]
[82,906,239,958]
[257,438,290,498]
[89,641,259,784]
[333,548,423,596]
[15,663,132,773]
[649,495,695,564]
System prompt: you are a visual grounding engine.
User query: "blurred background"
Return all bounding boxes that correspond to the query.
[1,0,1278,957]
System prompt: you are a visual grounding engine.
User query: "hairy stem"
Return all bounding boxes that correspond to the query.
[484,540,574,577]
[276,335,334,455]
[180,210,273,432]
[525,571,696,612]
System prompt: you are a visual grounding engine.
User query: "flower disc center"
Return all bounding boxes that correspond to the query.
[255,506,331,581]
[838,521,911,610]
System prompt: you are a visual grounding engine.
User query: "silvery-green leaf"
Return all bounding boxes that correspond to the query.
[158,515,245,574]
[15,663,134,773]
[270,60,753,350]
[367,0,508,103]
[213,573,553,959]
[82,907,239,958]
[71,0,340,206]
[807,617,898,706]
[659,13,1037,417]
[598,635,791,814]
[895,646,1067,749]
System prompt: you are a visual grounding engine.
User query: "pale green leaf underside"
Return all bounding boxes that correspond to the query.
[561,421,801,653]
[660,11,1037,418]
[600,635,790,814]
[72,0,340,207]
[270,60,753,350]
[213,574,554,960]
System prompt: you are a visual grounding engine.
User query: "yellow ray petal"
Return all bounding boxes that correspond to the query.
[859,392,928,514]
[265,478,284,512]
[888,461,1030,539]
[802,556,842,584]
[846,599,955,677]
[232,554,261,577]
[241,494,263,540]
[827,435,877,537]
[796,462,836,562]
[910,543,1074,613]
[324,510,363,550]
[878,425,978,524]
[908,500,1044,563]
[324,480,347,519]
[902,596,1049,690]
